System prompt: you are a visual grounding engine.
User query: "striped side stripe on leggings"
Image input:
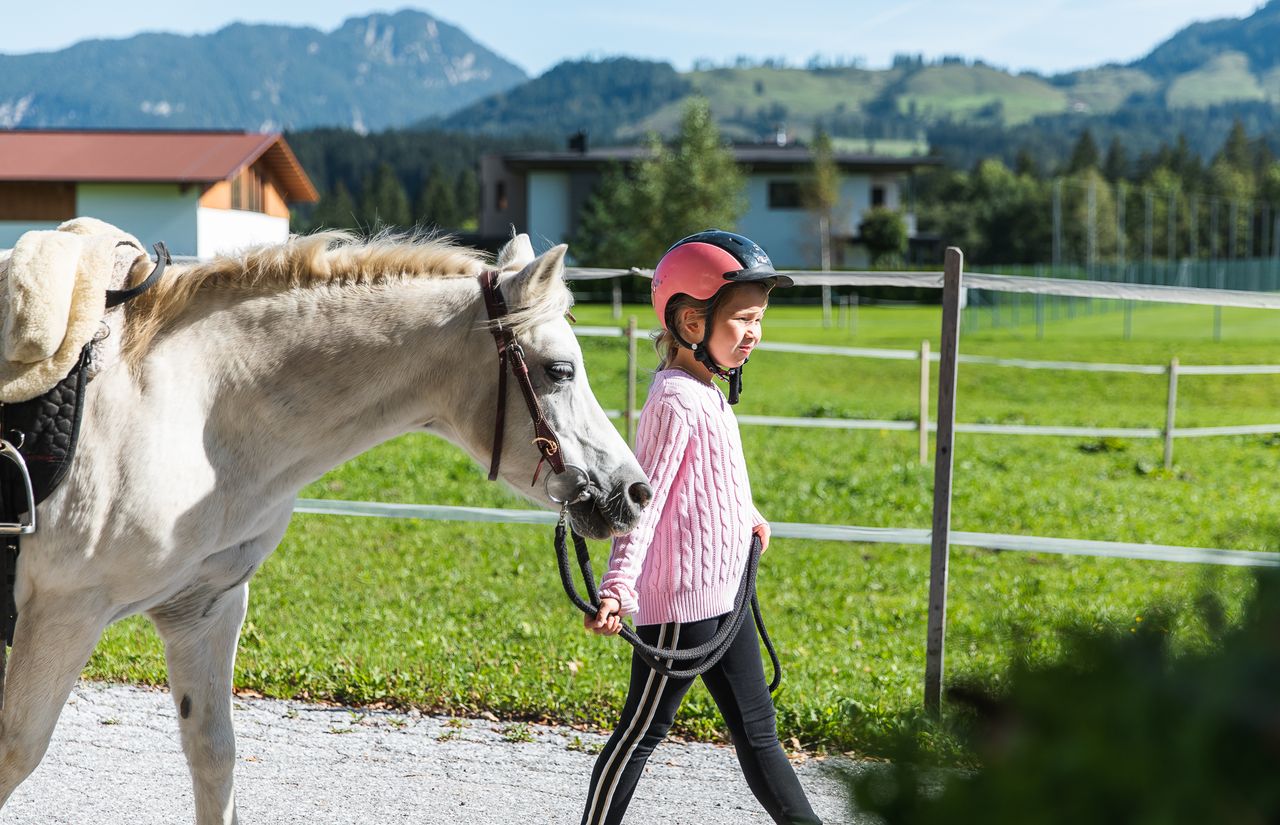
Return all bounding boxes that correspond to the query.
[583,622,680,825]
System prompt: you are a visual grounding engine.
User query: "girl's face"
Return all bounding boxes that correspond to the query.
[681,284,769,369]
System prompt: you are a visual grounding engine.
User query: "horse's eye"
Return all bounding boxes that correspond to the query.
[546,362,575,383]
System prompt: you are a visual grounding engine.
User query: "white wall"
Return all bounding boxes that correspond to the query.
[196,208,289,258]
[526,171,571,249]
[737,175,813,268]
[77,183,200,256]
[0,221,60,250]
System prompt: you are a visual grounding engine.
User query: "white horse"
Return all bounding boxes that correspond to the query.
[0,231,648,823]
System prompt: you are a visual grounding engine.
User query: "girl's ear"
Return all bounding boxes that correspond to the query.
[677,306,705,342]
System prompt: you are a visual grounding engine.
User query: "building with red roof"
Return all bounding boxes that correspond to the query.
[0,130,318,257]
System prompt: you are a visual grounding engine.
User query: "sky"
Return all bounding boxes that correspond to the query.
[0,1,1267,76]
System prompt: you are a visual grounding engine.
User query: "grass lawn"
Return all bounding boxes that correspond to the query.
[86,299,1280,758]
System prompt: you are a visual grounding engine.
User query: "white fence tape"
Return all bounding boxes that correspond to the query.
[566,267,1280,309]
[292,498,1280,569]
[602,409,1279,440]
[573,326,1280,376]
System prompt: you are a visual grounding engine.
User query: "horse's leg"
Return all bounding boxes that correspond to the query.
[150,578,249,825]
[149,519,287,825]
[0,590,110,806]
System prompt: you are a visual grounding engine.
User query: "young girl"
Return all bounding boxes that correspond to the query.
[579,230,822,825]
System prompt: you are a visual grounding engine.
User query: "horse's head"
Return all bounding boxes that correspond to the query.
[461,235,650,540]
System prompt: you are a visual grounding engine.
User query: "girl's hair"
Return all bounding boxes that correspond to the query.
[653,282,770,369]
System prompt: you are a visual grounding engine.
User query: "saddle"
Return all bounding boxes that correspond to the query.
[0,218,168,651]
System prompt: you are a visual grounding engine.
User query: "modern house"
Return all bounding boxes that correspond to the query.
[479,141,939,268]
[0,130,318,257]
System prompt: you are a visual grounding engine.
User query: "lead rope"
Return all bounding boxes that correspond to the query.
[553,508,781,690]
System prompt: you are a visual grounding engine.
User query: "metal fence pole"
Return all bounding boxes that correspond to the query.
[918,339,931,466]
[612,281,623,321]
[1164,357,1179,472]
[625,316,638,445]
[924,247,963,716]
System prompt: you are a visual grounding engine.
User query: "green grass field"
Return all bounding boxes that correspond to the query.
[86,300,1280,758]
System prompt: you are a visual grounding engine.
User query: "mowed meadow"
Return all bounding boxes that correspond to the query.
[87,297,1280,757]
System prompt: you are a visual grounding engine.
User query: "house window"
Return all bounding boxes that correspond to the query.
[768,180,802,210]
[871,185,886,207]
[495,181,508,212]
[230,167,266,213]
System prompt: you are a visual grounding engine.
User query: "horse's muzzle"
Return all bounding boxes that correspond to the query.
[563,476,650,541]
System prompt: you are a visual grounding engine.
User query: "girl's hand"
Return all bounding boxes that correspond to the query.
[587,598,623,636]
[753,521,771,553]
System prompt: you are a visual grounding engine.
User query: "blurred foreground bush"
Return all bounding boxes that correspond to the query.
[848,572,1280,824]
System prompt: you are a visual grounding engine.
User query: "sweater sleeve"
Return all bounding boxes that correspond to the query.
[751,504,766,528]
[598,399,691,617]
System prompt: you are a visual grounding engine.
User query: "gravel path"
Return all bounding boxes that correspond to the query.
[8,682,868,824]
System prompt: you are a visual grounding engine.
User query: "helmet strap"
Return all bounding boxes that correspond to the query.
[690,300,745,405]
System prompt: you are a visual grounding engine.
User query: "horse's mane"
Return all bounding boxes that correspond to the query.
[124,230,490,359]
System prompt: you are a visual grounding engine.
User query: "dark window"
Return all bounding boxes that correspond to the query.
[871,185,886,207]
[495,181,508,212]
[768,180,802,210]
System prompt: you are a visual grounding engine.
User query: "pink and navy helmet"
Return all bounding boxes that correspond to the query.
[652,230,792,332]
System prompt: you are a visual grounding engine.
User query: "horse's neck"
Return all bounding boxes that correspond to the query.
[143,277,481,492]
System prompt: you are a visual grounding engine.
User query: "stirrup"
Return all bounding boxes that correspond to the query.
[0,439,36,535]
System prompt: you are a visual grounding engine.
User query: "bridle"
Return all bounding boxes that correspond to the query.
[477,269,571,488]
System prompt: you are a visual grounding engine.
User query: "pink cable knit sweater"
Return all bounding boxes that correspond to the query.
[599,369,765,626]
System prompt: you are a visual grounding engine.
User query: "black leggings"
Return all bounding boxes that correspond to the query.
[580,615,821,825]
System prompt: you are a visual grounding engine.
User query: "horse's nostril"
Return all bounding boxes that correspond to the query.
[628,482,653,508]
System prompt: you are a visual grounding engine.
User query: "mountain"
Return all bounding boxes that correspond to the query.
[430,2,1280,156]
[436,58,690,138]
[0,10,526,131]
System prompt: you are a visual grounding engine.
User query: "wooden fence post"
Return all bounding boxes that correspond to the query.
[625,316,638,445]
[1163,357,1179,471]
[918,339,930,465]
[924,247,964,717]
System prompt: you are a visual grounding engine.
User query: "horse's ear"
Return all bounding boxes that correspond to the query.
[505,244,567,307]
[496,232,536,272]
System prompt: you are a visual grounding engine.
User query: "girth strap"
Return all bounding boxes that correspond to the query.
[478,270,566,484]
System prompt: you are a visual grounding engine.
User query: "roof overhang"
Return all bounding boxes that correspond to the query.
[0,130,319,203]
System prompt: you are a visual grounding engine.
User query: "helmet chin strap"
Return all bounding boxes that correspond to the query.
[682,301,745,404]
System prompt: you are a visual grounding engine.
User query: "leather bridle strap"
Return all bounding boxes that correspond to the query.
[478,271,566,484]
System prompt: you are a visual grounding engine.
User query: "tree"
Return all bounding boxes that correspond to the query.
[359,163,411,229]
[1102,138,1128,182]
[804,127,841,268]
[571,98,746,267]
[1065,128,1100,174]
[859,207,908,267]
[415,165,460,230]
[305,181,358,232]
[455,168,480,231]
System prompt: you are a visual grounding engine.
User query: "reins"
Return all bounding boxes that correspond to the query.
[476,269,781,689]
[553,513,781,689]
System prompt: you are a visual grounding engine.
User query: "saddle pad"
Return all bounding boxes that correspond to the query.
[0,343,91,510]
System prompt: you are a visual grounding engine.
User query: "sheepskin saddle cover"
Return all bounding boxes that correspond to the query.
[0,218,150,403]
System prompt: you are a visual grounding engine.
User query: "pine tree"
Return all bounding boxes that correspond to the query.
[455,168,480,231]
[359,163,411,229]
[308,182,358,232]
[1066,129,1100,174]
[1102,138,1128,182]
[415,165,459,230]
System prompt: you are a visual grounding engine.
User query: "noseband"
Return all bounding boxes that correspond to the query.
[478,270,567,486]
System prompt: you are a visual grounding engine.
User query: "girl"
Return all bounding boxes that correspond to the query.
[579,230,822,825]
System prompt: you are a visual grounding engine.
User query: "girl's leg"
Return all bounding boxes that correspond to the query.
[580,619,714,825]
[701,618,822,825]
